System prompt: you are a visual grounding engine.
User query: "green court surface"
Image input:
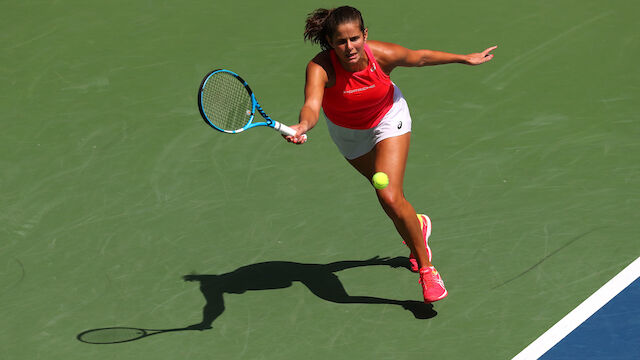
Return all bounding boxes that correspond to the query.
[2,1,638,359]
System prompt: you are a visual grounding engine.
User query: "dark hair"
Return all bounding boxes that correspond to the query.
[304,6,365,50]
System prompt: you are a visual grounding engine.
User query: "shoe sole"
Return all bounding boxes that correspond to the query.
[425,289,448,303]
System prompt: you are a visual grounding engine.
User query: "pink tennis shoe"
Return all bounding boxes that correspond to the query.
[404,214,432,272]
[402,214,447,302]
[419,266,448,303]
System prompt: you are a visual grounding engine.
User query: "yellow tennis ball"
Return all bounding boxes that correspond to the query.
[372,172,389,189]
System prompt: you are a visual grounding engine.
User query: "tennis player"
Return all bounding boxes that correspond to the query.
[286,6,496,303]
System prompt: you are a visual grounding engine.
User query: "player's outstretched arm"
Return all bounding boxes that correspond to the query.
[286,56,328,145]
[370,41,497,71]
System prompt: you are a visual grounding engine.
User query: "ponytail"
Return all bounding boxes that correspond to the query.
[304,6,365,50]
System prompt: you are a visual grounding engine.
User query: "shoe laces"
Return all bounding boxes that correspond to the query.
[419,269,444,288]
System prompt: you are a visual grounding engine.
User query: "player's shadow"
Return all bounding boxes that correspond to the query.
[183,256,436,330]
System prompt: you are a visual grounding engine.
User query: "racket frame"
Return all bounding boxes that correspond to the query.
[198,69,297,136]
[77,327,153,344]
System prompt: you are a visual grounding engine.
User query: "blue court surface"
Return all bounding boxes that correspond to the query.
[515,258,640,359]
[542,278,640,359]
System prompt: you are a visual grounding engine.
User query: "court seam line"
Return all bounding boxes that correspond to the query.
[512,256,640,360]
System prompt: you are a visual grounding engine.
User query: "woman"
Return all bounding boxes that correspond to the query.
[286,6,496,303]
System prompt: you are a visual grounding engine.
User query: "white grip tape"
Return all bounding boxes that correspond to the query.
[274,121,296,136]
[274,121,307,140]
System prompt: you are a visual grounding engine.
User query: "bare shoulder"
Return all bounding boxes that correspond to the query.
[367,40,409,73]
[368,40,395,54]
[308,50,333,86]
[309,51,331,70]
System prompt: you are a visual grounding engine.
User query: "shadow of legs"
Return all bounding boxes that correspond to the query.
[183,257,437,329]
[302,273,436,319]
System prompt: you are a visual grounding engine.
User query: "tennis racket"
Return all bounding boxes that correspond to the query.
[77,326,195,344]
[198,69,305,139]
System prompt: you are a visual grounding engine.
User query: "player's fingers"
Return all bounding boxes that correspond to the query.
[482,45,498,56]
[295,134,308,145]
[285,134,306,144]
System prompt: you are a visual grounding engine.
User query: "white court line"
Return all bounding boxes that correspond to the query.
[512,256,640,360]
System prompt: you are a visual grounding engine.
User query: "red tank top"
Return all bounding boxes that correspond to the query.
[322,43,394,129]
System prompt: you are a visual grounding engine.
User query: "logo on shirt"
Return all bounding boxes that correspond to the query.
[343,84,376,94]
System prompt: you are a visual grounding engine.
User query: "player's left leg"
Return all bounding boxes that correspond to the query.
[348,132,447,302]
[347,132,430,269]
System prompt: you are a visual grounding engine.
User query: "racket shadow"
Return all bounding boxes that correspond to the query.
[183,256,437,330]
[76,326,198,344]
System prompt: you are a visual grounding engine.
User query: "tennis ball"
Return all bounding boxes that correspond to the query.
[372,172,389,189]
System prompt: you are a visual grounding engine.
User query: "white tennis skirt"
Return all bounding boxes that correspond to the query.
[325,84,412,160]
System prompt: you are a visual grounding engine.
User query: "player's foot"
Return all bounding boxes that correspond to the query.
[419,266,448,303]
[404,214,432,272]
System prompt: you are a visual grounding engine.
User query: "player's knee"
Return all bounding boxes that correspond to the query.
[378,191,405,219]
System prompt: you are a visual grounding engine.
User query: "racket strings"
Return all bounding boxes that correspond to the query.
[200,72,253,131]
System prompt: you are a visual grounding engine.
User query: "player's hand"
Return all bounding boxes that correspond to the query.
[284,123,308,145]
[465,45,497,65]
